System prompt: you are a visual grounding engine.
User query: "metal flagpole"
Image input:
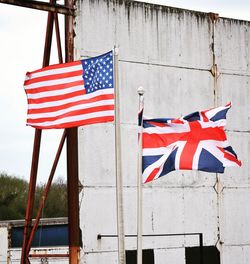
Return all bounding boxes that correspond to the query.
[114,46,126,264]
[137,87,145,264]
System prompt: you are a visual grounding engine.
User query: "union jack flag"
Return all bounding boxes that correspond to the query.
[142,103,242,183]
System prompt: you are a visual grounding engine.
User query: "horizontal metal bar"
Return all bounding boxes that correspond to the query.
[97,233,202,239]
[0,0,75,16]
[29,254,69,258]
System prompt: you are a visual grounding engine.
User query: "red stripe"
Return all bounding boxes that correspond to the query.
[24,70,83,86]
[218,147,242,166]
[143,132,188,149]
[27,105,115,123]
[201,111,209,122]
[28,90,86,104]
[25,80,84,94]
[26,61,81,75]
[143,124,227,149]
[171,119,184,124]
[28,94,114,114]
[28,116,114,129]
[144,167,160,183]
[179,122,200,169]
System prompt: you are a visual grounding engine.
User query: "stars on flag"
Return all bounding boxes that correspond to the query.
[81,52,113,94]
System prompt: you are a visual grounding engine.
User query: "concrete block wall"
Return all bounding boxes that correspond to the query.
[75,1,250,263]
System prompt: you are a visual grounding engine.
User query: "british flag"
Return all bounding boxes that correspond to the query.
[142,103,242,183]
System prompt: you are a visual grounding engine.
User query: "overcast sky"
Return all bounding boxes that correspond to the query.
[0,0,249,183]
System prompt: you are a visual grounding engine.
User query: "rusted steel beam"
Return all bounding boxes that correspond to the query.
[0,0,74,16]
[66,127,80,264]
[42,2,55,67]
[54,12,63,63]
[26,131,66,256]
[65,1,80,262]
[29,254,69,258]
[21,1,56,262]
[21,129,42,264]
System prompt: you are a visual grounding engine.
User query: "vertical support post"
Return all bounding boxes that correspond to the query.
[21,2,55,262]
[65,1,80,263]
[54,12,63,63]
[137,87,144,264]
[114,47,126,264]
[21,129,41,264]
[25,131,66,255]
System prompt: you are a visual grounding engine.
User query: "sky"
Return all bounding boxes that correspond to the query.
[0,0,249,183]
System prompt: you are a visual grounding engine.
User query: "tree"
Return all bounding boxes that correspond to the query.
[0,172,67,220]
[35,177,68,218]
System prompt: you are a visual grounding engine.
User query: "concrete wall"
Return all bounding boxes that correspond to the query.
[75,1,250,263]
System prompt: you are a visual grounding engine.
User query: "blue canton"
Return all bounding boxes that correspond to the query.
[81,51,113,94]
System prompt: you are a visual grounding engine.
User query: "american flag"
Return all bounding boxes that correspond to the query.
[142,103,242,183]
[24,51,114,129]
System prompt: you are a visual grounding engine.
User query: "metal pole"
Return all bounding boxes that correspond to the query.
[65,1,80,263]
[114,47,126,264]
[137,87,144,264]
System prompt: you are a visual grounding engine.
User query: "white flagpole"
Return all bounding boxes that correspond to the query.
[114,46,126,264]
[137,86,145,264]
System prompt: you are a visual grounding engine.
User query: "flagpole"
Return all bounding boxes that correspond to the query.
[137,86,145,264]
[114,46,126,264]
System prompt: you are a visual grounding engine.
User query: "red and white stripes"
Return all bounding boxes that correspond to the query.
[24,61,114,129]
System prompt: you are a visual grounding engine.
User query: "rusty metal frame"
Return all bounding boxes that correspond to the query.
[20,1,57,263]
[65,1,81,263]
[0,0,74,15]
[26,131,67,257]
[29,254,70,258]
[0,0,79,263]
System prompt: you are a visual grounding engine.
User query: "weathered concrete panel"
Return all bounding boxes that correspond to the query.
[217,74,250,131]
[80,188,117,252]
[215,18,250,75]
[80,186,217,254]
[220,132,249,188]
[76,0,213,69]
[81,251,118,264]
[78,123,217,188]
[78,124,115,187]
[221,245,250,264]
[119,61,214,124]
[220,188,250,245]
[183,188,218,246]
